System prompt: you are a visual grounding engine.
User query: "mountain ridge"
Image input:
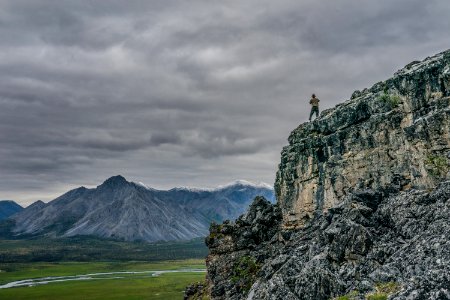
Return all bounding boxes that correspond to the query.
[9,176,274,242]
[0,200,23,220]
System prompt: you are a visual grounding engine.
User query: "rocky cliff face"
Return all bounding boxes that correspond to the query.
[189,50,450,300]
[198,182,449,300]
[276,50,450,227]
[204,197,282,298]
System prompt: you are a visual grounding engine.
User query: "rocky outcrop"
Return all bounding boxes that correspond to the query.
[249,181,450,300]
[276,50,450,227]
[189,50,450,300]
[199,182,450,300]
[204,197,282,299]
[184,282,208,300]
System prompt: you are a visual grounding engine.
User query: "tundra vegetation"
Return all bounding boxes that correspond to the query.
[378,86,401,109]
[0,236,208,299]
[425,154,449,179]
[0,260,206,300]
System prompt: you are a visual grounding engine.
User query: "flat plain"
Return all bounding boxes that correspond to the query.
[0,260,206,300]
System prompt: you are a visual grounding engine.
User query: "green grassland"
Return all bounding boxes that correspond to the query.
[0,260,206,300]
[0,236,208,262]
[0,232,208,298]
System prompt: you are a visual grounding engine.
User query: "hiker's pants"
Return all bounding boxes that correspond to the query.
[309,106,319,120]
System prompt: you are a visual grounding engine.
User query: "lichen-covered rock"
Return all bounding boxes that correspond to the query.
[275,50,450,227]
[203,196,282,300]
[184,282,208,300]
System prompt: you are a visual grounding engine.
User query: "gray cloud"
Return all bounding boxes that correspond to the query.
[1,0,450,205]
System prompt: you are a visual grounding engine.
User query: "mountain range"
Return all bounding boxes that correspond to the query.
[0,200,23,220]
[9,176,274,242]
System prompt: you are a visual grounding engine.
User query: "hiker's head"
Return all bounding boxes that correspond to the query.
[312,94,316,98]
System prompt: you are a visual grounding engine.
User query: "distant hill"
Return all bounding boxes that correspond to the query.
[0,200,23,220]
[10,176,274,242]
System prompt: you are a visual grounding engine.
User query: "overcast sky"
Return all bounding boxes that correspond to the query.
[1,0,450,206]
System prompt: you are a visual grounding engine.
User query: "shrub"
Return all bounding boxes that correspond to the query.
[378,92,401,108]
[425,154,449,179]
[334,290,359,300]
[366,294,387,300]
[231,256,260,292]
[365,282,401,300]
[375,282,401,294]
[207,222,224,239]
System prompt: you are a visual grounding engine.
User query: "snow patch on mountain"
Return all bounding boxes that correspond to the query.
[168,179,273,192]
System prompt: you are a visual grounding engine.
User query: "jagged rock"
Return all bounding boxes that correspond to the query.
[184,282,207,300]
[205,182,449,300]
[194,189,450,300]
[203,196,282,300]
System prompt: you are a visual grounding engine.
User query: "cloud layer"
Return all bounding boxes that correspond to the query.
[1,0,450,205]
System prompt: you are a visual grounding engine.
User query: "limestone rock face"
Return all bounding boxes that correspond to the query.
[275,50,450,227]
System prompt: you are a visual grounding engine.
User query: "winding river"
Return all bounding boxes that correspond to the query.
[0,268,206,289]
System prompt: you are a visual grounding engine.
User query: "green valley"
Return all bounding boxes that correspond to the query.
[0,260,206,300]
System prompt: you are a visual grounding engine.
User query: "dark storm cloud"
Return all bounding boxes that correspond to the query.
[1,0,450,205]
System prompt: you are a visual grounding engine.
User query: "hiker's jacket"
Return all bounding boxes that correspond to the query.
[310,98,320,107]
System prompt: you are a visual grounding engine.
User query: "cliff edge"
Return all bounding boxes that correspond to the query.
[186,50,450,300]
[276,50,450,227]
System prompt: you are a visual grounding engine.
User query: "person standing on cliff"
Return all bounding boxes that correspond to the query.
[309,94,320,121]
